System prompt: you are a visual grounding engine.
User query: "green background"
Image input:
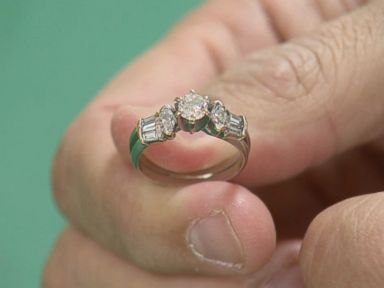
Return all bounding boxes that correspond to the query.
[0,1,201,287]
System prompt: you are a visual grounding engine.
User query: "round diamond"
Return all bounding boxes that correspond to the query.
[178,92,208,121]
[159,105,176,136]
[211,102,229,131]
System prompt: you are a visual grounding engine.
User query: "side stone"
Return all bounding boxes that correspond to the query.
[140,115,163,143]
[226,113,245,139]
[159,105,176,136]
[211,101,229,131]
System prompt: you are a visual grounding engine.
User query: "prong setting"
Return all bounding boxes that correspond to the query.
[138,90,247,144]
[210,100,229,132]
[175,91,210,133]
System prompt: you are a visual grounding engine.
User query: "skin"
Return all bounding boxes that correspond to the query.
[44,0,384,287]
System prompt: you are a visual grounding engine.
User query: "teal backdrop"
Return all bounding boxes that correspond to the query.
[0,1,202,287]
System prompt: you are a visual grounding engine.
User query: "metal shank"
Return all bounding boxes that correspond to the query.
[131,132,250,185]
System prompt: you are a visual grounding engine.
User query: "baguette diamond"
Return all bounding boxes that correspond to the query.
[227,113,245,138]
[140,116,162,143]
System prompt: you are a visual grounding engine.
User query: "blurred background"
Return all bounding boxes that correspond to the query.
[0,1,201,287]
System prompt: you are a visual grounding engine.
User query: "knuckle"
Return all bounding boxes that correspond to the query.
[218,38,331,108]
[274,42,329,101]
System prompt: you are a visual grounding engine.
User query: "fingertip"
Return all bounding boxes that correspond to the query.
[172,181,276,275]
[300,193,384,288]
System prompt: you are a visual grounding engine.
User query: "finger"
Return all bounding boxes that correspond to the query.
[43,227,243,288]
[99,0,280,107]
[316,0,367,19]
[98,0,359,107]
[261,0,323,39]
[111,0,368,180]
[43,227,301,288]
[260,0,365,38]
[55,152,276,275]
[300,192,384,288]
[197,0,384,186]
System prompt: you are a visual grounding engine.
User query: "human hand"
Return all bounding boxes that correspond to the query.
[44,0,384,287]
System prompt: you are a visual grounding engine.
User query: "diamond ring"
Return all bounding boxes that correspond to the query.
[129,90,250,184]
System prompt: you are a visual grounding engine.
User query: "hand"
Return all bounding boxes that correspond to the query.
[44,0,384,287]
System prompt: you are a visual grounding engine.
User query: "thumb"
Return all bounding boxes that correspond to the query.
[300,192,384,288]
[203,0,384,186]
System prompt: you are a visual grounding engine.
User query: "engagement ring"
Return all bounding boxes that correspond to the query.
[129,90,250,184]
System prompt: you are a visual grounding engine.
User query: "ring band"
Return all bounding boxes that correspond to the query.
[129,90,250,184]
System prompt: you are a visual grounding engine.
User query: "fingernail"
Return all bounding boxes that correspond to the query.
[186,210,244,269]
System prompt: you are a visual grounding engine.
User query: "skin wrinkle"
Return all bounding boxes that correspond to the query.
[330,19,358,59]
[275,45,322,102]
[219,40,340,159]
[293,37,337,88]
[215,42,330,116]
[345,195,384,286]
[248,52,310,103]
[290,28,365,152]
[302,194,384,287]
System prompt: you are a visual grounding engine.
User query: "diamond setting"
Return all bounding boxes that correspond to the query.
[177,91,209,121]
[226,113,245,139]
[211,101,229,131]
[139,91,247,144]
[130,90,250,180]
[159,105,176,136]
[140,115,163,143]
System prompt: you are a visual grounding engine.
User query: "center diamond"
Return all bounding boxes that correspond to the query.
[178,92,209,121]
